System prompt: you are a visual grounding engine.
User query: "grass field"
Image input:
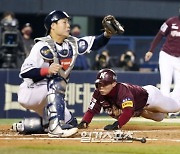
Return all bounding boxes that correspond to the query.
[0,118,180,154]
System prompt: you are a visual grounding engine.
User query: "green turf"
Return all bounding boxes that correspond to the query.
[0,119,21,125]
[0,144,180,154]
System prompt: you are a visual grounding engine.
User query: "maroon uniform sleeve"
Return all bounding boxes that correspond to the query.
[149,31,164,53]
[149,17,174,53]
[118,108,134,127]
[82,110,95,123]
[81,90,102,124]
[117,87,135,127]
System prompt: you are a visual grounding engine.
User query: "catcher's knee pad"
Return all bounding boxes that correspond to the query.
[12,117,45,134]
[48,76,66,94]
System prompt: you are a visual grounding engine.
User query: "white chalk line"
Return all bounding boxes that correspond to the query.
[146,138,180,142]
[78,117,180,123]
[0,130,180,142]
[0,137,81,140]
[95,129,179,133]
[0,137,179,142]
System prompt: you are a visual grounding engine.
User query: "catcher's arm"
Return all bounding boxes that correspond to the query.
[102,15,124,37]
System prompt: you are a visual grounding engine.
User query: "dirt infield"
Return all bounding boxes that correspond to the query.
[0,123,180,147]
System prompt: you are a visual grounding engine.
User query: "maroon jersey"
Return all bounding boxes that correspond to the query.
[160,16,180,56]
[82,82,148,127]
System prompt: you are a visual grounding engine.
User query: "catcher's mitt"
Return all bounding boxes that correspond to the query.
[102,15,124,35]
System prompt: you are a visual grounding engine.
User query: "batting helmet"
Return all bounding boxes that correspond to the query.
[95,69,117,88]
[44,10,69,33]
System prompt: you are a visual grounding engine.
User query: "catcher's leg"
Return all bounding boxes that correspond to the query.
[12,117,45,134]
[141,110,165,122]
[46,77,78,137]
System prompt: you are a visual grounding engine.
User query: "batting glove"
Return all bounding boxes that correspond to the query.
[104,121,119,130]
[77,121,88,129]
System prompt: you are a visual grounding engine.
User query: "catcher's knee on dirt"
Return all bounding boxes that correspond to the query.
[12,117,45,134]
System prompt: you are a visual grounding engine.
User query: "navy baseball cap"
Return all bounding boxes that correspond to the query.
[44,10,70,33]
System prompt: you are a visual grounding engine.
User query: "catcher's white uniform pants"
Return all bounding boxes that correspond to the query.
[159,51,180,97]
[143,85,180,113]
[18,81,72,122]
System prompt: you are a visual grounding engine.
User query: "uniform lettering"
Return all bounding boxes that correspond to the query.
[160,22,168,33]
[171,31,180,37]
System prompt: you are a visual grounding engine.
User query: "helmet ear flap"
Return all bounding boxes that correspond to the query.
[95,83,98,89]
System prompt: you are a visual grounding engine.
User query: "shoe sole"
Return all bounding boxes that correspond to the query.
[48,128,78,138]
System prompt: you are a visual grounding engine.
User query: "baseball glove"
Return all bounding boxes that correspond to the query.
[105,105,122,119]
[102,15,124,35]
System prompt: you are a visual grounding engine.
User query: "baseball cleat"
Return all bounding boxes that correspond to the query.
[48,127,78,138]
[169,112,180,118]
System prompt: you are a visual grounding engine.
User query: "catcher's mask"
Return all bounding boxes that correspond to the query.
[44,10,70,35]
[95,68,117,88]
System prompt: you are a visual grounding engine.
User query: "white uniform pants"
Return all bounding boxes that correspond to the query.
[18,81,72,122]
[143,85,180,113]
[159,51,180,97]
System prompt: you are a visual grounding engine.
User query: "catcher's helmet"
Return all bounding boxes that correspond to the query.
[44,10,69,33]
[95,69,117,88]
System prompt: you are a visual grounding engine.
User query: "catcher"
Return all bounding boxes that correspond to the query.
[12,12,124,136]
[78,69,180,130]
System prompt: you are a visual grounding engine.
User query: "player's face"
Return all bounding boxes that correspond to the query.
[97,82,116,95]
[52,18,70,38]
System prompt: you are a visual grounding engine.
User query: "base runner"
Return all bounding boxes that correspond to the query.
[78,69,180,130]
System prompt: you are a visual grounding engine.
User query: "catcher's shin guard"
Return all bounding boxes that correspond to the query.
[46,77,78,137]
[12,117,45,134]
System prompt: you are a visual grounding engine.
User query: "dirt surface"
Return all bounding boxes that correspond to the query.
[0,124,180,147]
